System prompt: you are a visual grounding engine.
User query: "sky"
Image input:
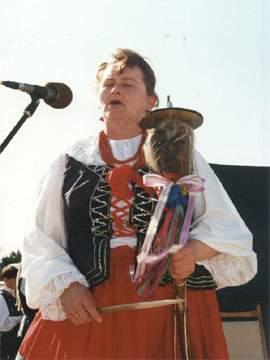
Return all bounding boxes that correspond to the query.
[0,0,269,257]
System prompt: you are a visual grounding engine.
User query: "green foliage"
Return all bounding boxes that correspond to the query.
[0,250,21,272]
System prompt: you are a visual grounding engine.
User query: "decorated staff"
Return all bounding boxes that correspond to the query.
[133,107,204,359]
[133,107,204,291]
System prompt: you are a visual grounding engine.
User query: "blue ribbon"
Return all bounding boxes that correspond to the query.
[166,184,188,208]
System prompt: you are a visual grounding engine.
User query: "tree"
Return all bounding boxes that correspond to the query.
[0,250,21,272]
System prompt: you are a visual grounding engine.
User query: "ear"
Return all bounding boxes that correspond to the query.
[146,95,158,112]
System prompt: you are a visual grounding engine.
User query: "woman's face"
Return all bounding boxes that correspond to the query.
[98,65,156,135]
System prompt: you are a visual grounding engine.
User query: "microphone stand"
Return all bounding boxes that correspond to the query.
[0,96,40,154]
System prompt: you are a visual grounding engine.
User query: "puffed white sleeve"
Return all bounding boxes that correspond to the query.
[22,154,89,321]
[189,150,257,289]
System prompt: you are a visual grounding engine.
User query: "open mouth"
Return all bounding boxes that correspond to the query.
[108,100,123,106]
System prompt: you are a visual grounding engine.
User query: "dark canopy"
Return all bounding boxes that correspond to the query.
[210,164,269,345]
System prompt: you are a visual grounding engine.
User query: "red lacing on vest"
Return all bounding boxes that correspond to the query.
[110,195,136,237]
[99,131,153,237]
[108,165,153,237]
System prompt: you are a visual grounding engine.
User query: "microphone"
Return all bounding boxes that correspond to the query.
[0,80,73,109]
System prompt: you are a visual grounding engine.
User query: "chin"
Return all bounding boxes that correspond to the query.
[110,116,131,124]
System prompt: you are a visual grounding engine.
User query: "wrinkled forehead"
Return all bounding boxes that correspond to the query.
[98,63,145,84]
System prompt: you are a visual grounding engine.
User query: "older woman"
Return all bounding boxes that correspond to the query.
[17,49,256,359]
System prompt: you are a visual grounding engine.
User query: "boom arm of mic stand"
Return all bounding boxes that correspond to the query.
[0,96,40,154]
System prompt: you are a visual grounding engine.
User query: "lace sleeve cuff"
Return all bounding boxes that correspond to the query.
[198,252,257,289]
[39,272,89,321]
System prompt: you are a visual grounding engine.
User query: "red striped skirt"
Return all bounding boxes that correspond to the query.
[19,247,228,359]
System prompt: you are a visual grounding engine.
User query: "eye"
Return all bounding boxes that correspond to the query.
[103,81,114,88]
[122,83,134,88]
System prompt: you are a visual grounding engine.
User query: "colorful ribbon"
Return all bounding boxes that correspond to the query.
[132,173,205,294]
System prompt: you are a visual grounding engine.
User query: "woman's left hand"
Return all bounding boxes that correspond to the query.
[169,244,196,284]
[169,240,219,284]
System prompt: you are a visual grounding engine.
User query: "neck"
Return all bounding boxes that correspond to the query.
[105,129,142,140]
[103,121,142,140]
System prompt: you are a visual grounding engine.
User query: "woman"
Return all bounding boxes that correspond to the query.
[17,48,257,359]
[0,265,22,360]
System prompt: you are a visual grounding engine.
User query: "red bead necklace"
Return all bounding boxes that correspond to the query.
[99,130,146,169]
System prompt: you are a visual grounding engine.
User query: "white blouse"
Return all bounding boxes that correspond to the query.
[22,135,257,321]
[0,287,21,332]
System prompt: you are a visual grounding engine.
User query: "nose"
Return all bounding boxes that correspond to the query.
[111,84,121,95]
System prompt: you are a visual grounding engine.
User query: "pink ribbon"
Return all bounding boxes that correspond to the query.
[175,175,205,247]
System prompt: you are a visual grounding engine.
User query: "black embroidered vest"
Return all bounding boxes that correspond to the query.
[0,289,21,317]
[0,289,22,360]
[62,155,216,290]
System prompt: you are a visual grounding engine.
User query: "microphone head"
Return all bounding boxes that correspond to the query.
[44,82,73,109]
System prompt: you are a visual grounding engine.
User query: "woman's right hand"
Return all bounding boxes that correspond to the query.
[60,281,102,325]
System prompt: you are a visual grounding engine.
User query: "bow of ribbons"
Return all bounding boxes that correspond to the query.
[132,173,205,295]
